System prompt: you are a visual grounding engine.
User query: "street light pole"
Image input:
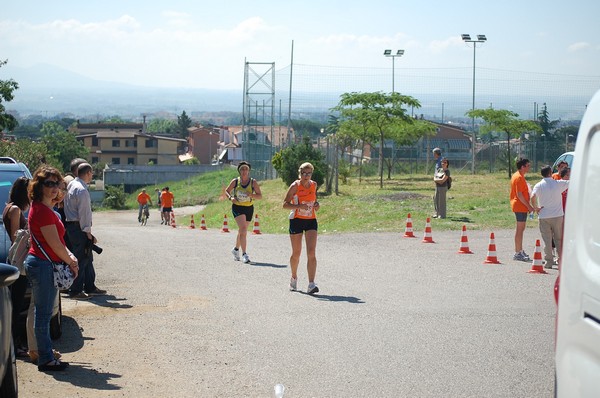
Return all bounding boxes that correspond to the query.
[383,49,404,94]
[461,34,487,174]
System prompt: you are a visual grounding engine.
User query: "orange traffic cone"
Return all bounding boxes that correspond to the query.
[200,214,207,230]
[422,218,435,243]
[221,214,230,233]
[457,225,473,254]
[189,215,196,229]
[483,232,501,264]
[527,239,548,274]
[252,214,262,234]
[170,211,176,228]
[403,213,416,238]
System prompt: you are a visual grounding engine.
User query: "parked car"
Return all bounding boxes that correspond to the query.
[552,151,574,172]
[555,90,600,396]
[0,262,19,398]
[0,157,33,262]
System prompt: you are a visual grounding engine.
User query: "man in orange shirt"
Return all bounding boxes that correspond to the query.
[137,189,153,223]
[510,158,535,261]
[552,161,567,180]
[160,187,174,226]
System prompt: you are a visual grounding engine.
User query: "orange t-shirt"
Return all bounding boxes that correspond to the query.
[161,191,174,207]
[137,192,151,205]
[510,171,529,213]
[552,172,561,180]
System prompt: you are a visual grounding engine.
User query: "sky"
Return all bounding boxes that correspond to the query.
[1,0,600,92]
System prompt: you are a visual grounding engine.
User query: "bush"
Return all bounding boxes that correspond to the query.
[103,185,127,209]
[272,136,327,187]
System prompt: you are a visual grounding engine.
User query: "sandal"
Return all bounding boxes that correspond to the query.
[38,359,69,372]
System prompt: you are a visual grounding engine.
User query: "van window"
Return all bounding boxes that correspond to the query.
[582,132,600,265]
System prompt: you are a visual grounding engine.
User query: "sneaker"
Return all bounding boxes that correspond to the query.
[289,277,297,291]
[513,252,530,262]
[231,248,240,261]
[521,250,531,261]
[86,288,107,296]
[38,359,69,372]
[307,283,319,295]
[69,292,91,300]
[242,253,251,264]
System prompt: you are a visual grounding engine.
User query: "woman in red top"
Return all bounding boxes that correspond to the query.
[283,162,321,294]
[25,166,78,372]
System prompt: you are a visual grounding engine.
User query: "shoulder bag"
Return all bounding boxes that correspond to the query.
[30,232,75,289]
[7,228,30,275]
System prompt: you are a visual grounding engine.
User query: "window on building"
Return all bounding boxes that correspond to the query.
[112,158,121,164]
[92,137,98,146]
[149,158,157,164]
[112,140,120,147]
[92,157,99,164]
[127,157,135,165]
[145,139,157,148]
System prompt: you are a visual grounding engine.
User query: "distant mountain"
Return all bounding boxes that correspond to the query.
[3,63,243,117]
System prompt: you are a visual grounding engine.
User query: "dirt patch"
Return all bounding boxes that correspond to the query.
[366,192,426,201]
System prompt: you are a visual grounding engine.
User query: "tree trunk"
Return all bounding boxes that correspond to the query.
[507,134,512,178]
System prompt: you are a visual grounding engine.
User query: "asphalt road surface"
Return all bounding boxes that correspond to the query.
[17,208,556,397]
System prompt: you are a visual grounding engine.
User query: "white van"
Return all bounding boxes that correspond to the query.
[555,90,600,396]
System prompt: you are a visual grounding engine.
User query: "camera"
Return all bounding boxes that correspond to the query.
[92,244,103,254]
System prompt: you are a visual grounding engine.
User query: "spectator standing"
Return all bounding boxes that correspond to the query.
[560,167,570,211]
[63,157,87,187]
[25,166,78,371]
[160,187,174,226]
[137,189,153,222]
[510,158,535,262]
[552,161,568,180]
[283,162,321,294]
[64,163,106,299]
[2,176,31,358]
[433,158,450,219]
[225,161,262,264]
[531,165,569,268]
[155,188,164,224]
[432,147,442,170]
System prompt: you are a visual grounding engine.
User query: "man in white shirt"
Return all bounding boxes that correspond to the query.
[531,165,569,269]
[64,163,106,299]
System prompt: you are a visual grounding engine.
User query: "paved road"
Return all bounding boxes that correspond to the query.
[18,209,556,397]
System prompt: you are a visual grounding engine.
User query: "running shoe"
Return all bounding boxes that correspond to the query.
[513,251,531,262]
[231,248,240,261]
[242,253,251,264]
[289,277,297,291]
[307,283,319,295]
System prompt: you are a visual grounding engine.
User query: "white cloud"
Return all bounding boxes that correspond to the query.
[568,42,591,52]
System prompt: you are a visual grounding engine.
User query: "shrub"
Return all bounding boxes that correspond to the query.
[103,184,127,209]
[272,136,327,187]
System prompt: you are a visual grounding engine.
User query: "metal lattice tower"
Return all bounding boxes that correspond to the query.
[242,61,276,179]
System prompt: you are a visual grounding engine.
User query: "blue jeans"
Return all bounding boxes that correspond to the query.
[24,254,58,366]
[66,224,97,295]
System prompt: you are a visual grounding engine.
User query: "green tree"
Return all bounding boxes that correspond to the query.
[41,122,89,172]
[272,135,327,187]
[177,110,193,138]
[0,59,19,133]
[147,118,178,135]
[333,92,422,188]
[0,139,50,172]
[466,108,541,178]
[537,103,560,138]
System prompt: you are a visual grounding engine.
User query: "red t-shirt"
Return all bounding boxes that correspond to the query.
[28,201,66,262]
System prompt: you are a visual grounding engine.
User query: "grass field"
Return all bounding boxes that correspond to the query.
[125,168,544,234]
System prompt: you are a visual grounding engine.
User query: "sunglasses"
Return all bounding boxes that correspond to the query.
[42,180,60,188]
[301,172,312,176]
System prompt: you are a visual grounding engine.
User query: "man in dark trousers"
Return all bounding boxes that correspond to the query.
[64,163,106,300]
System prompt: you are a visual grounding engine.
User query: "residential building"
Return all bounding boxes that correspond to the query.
[70,122,187,166]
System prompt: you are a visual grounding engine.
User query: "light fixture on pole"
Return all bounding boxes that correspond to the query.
[383,49,404,93]
[461,34,487,174]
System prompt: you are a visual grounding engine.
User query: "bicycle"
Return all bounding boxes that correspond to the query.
[140,204,150,226]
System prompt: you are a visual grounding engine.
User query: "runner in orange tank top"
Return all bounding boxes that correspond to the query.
[283,162,321,294]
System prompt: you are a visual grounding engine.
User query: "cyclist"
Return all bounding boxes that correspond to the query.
[136,189,153,223]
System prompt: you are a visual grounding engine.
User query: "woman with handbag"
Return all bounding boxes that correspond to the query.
[24,166,79,372]
[2,176,31,358]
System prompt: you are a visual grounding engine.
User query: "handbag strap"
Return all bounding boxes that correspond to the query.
[30,227,54,263]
